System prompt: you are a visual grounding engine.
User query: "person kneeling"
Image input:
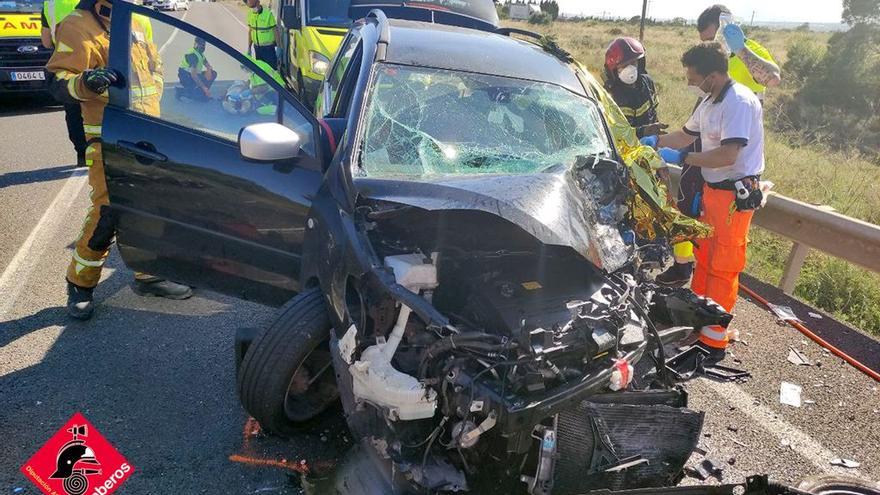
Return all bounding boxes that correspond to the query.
[177,37,216,102]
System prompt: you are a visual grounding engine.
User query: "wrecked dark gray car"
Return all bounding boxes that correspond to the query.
[103,5,738,494]
[253,16,729,494]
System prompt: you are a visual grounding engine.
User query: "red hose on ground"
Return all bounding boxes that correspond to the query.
[739,283,880,383]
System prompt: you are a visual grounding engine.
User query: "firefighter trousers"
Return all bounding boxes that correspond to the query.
[66,140,115,289]
[692,185,754,349]
[63,102,87,157]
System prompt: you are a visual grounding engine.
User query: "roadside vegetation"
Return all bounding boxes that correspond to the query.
[500,4,880,334]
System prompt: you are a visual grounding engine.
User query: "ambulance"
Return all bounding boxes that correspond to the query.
[0,0,53,95]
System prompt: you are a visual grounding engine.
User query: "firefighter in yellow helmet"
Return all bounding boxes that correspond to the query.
[46,0,192,320]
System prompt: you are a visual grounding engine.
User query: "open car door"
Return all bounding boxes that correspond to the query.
[103,3,325,304]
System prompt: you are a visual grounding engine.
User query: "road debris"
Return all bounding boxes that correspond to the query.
[687,458,724,481]
[787,347,813,366]
[727,327,741,342]
[780,382,803,407]
[808,312,823,319]
[768,304,801,324]
[830,458,861,469]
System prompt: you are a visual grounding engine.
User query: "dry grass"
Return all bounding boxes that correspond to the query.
[501,19,880,333]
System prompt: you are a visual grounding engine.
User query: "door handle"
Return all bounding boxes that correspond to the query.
[116,140,168,163]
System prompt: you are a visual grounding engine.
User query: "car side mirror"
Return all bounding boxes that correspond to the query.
[282,4,300,30]
[239,123,301,162]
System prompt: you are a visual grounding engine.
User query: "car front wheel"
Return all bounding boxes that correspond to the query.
[237,287,339,436]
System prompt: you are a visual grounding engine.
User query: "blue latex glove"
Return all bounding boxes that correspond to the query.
[723,23,746,53]
[658,147,684,164]
[639,135,658,149]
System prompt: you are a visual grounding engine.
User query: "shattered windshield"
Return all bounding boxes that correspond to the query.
[358,64,612,179]
[0,0,41,13]
[307,0,351,26]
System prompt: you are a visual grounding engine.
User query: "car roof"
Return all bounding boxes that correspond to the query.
[351,0,499,29]
[382,19,587,96]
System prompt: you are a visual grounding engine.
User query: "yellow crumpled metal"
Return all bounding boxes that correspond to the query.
[573,63,712,244]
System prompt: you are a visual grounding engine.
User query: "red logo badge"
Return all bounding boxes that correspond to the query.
[21,413,133,495]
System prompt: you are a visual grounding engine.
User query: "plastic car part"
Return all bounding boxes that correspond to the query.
[348,253,439,421]
[522,416,558,495]
[350,344,438,420]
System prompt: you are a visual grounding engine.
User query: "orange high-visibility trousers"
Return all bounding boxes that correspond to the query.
[692,184,754,349]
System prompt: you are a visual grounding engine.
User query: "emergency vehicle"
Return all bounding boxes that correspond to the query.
[274,0,498,108]
[0,0,52,94]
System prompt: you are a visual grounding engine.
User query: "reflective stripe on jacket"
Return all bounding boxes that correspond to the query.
[179,48,206,71]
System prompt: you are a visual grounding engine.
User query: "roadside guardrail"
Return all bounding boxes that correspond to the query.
[668,166,880,294]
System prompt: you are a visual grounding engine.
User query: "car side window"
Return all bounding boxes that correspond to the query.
[125,15,314,157]
[325,30,361,112]
[329,44,362,118]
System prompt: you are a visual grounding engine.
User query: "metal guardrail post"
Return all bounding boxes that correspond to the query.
[779,242,810,295]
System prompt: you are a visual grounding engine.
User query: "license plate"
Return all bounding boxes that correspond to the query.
[10,71,46,81]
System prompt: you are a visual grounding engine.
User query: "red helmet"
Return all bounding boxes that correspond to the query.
[604,37,646,72]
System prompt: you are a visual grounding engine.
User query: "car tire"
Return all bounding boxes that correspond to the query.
[798,475,880,494]
[237,287,339,436]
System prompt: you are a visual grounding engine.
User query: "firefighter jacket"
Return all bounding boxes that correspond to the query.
[603,63,659,139]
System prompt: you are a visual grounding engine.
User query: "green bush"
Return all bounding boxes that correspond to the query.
[528,12,553,25]
[783,38,826,83]
[780,24,880,158]
[796,256,880,333]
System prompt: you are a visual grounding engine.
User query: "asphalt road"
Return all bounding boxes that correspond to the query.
[1,3,879,493]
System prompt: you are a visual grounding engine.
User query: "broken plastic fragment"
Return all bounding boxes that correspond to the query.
[768,304,801,323]
[787,347,813,366]
[780,382,802,408]
[830,458,860,469]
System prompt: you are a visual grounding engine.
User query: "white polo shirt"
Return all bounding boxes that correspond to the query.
[684,80,765,184]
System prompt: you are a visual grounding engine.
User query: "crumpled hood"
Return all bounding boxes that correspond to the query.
[356,162,634,272]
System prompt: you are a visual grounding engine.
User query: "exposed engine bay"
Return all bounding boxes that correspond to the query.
[324,194,731,494]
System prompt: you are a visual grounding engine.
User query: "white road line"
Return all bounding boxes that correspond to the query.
[0,169,88,320]
[158,8,190,54]
[697,379,866,479]
[220,2,248,29]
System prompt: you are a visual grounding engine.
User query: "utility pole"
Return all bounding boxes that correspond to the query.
[750,10,755,25]
[639,0,648,41]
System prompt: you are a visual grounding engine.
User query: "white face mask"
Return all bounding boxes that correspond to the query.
[687,75,712,98]
[686,85,707,98]
[618,65,638,85]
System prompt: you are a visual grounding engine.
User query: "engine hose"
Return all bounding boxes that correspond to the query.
[739,284,880,383]
[418,334,510,378]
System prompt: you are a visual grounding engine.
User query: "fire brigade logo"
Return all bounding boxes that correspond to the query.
[21,413,133,495]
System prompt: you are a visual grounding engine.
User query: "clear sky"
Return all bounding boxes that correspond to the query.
[555,0,844,24]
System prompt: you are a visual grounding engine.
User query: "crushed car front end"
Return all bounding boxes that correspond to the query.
[296,34,729,493]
